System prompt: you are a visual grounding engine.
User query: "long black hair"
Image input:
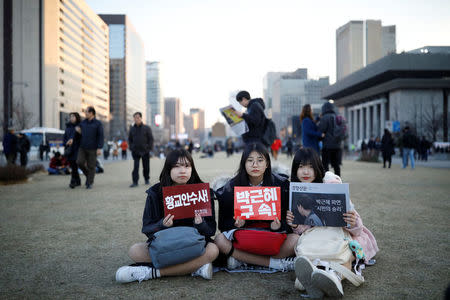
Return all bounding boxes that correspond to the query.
[290,147,324,183]
[159,149,203,187]
[69,112,81,124]
[233,142,272,186]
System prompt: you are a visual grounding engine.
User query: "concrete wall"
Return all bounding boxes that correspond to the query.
[389,89,446,140]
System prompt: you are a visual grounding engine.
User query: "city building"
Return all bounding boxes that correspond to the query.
[1,0,109,134]
[187,108,205,142]
[268,68,329,133]
[322,46,450,147]
[99,14,145,139]
[164,97,182,139]
[336,20,396,81]
[146,61,163,128]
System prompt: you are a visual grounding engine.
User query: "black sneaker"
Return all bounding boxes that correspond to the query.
[145,179,150,185]
[86,183,92,189]
[129,183,138,188]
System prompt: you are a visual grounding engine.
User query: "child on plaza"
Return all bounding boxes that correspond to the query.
[214,142,299,271]
[286,147,378,298]
[115,149,219,283]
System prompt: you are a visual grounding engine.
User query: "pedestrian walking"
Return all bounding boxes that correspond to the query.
[402,126,417,169]
[112,141,119,159]
[318,102,342,176]
[232,91,266,146]
[17,133,31,167]
[2,128,18,165]
[286,137,294,158]
[300,104,323,154]
[381,129,394,168]
[64,112,82,188]
[129,112,154,187]
[120,140,128,159]
[76,106,104,189]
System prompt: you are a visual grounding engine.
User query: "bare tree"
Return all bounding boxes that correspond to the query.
[12,93,34,130]
[423,101,443,142]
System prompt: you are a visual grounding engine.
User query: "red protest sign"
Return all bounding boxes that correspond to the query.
[234,186,281,220]
[163,183,212,220]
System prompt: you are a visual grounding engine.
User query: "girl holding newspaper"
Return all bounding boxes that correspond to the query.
[286,147,378,298]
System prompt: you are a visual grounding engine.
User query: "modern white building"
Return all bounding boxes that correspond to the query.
[1,0,110,135]
[336,20,396,81]
[323,47,450,147]
[268,69,329,133]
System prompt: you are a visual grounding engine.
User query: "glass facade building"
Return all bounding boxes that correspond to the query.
[100,14,146,139]
[146,61,163,127]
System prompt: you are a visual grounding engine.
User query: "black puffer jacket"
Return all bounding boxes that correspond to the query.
[318,102,340,149]
[129,124,154,156]
[215,172,290,233]
[63,122,81,161]
[142,183,217,242]
[242,98,266,143]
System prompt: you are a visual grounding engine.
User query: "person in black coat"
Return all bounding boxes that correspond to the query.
[381,129,394,168]
[128,112,154,187]
[232,91,266,146]
[318,102,341,176]
[64,112,82,188]
[17,133,30,167]
[2,128,18,165]
[214,142,298,271]
[115,149,219,283]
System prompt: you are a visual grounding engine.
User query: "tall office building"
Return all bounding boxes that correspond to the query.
[263,72,286,111]
[336,20,396,81]
[1,0,109,133]
[146,61,163,127]
[269,69,329,131]
[99,14,146,139]
[189,108,205,142]
[164,97,182,139]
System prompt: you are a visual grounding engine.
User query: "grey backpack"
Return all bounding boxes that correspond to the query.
[149,226,206,268]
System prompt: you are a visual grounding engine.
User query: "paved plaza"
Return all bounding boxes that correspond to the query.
[0,152,449,299]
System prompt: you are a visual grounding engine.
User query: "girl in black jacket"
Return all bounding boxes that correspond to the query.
[116,149,218,283]
[214,143,298,271]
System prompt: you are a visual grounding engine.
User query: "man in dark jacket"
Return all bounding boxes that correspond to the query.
[318,102,341,176]
[2,128,18,165]
[128,112,154,187]
[17,133,31,167]
[76,106,104,189]
[233,91,266,145]
[402,126,417,169]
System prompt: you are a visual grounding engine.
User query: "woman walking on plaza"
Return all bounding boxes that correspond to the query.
[115,149,218,283]
[300,104,323,154]
[381,129,395,168]
[64,112,81,188]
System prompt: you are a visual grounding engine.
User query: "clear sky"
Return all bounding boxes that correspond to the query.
[86,0,450,127]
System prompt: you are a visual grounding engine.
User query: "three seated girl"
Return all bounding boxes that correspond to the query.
[115,143,378,298]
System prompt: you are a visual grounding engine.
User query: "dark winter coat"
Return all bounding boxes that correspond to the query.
[79,118,104,150]
[381,133,394,156]
[128,123,154,156]
[242,98,266,143]
[63,122,81,161]
[2,132,17,155]
[17,135,31,154]
[402,130,417,149]
[318,102,340,149]
[215,173,290,233]
[301,117,321,153]
[142,183,217,242]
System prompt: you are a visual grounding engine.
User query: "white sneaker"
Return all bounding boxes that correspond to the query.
[227,256,244,269]
[191,263,213,280]
[294,256,324,299]
[294,278,305,291]
[115,266,153,283]
[311,269,344,297]
[279,257,296,271]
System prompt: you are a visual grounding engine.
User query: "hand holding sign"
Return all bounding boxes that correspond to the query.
[163,214,174,227]
[234,217,246,228]
[234,186,281,220]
